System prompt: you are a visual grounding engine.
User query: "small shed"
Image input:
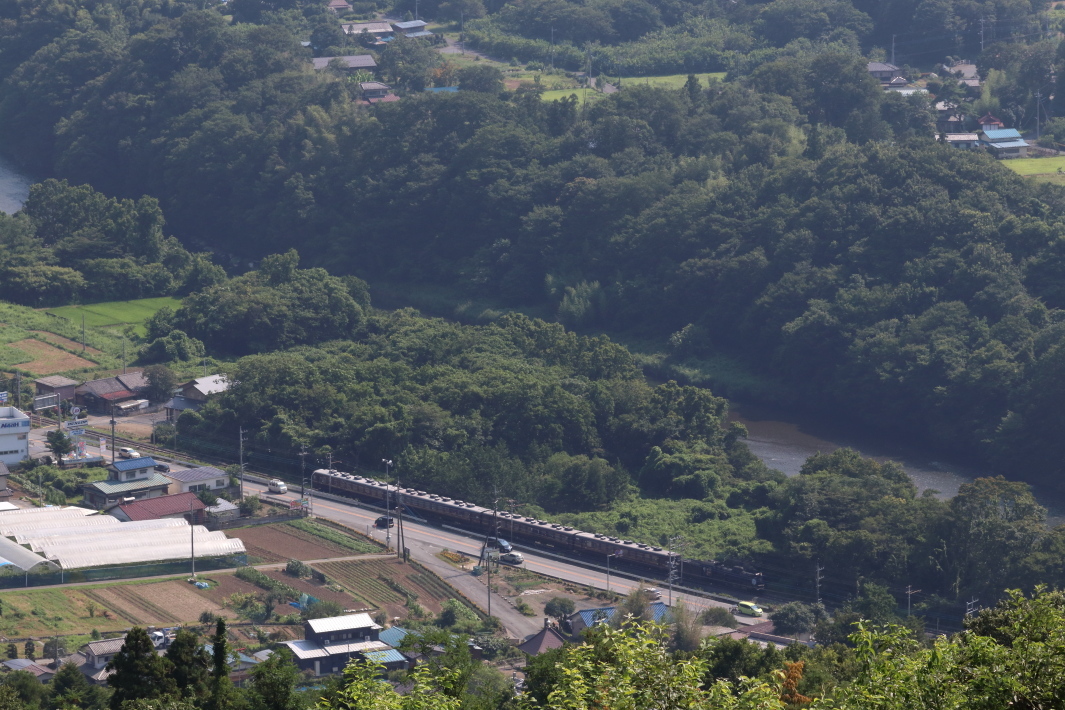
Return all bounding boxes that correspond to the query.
[205,499,240,523]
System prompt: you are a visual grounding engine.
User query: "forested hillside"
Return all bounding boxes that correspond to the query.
[5,0,1065,602]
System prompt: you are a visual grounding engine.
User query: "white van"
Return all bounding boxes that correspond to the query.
[268,479,288,494]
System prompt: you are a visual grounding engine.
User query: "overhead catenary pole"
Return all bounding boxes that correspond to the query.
[190,495,196,579]
[906,585,921,616]
[816,564,825,606]
[238,426,245,500]
[396,479,406,562]
[382,459,393,550]
[299,444,308,497]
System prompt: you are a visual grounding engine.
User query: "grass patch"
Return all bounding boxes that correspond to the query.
[286,519,381,554]
[621,72,726,89]
[541,88,605,104]
[1002,156,1065,175]
[46,297,182,336]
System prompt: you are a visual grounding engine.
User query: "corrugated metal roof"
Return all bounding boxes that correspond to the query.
[111,457,158,472]
[86,636,126,657]
[36,375,79,388]
[573,601,672,627]
[284,640,330,659]
[987,140,1029,149]
[378,627,409,647]
[404,31,433,37]
[308,614,381,634]
[394,20,427,29]
[312,55,377,70]
[364,649,406,664]
[88,473,172,495]
[117,492,205,521]
[983,128,1022,139]
[166,466,226,483]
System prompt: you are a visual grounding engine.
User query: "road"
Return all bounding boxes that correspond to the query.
[243,480,757,641]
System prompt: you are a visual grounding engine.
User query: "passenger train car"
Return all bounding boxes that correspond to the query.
[311,468,765,591]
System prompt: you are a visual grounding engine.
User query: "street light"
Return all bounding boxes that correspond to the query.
[606,551,622,594]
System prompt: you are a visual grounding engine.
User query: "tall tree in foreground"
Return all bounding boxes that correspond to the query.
[166,629,210,701]
[106,627,176,710]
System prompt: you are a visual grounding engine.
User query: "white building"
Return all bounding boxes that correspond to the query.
[0,407,30,466]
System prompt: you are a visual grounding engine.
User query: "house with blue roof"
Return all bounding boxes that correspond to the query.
[979,127,1029,158]
[83,457,171,509]
[569,601,672,635]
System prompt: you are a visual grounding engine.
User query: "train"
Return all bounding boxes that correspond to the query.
[311,468,765,591]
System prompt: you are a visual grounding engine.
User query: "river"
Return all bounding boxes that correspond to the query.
[0,154,31,213]
[730,404,1065,525]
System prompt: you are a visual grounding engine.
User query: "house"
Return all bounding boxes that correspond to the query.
[164,375,228,422]
[393,20,431,37]
[343,21,393,38]
[2,658,55,682]
[867,62,900,82]
[941,61,981,94]
[84,636,125,670]
[327,0,352,13]
[360,82,392,100]
[34,375,79,402]
[82,458,172,509]
[164,466,230,495]
[111,491,206,523]
[76,373,148,414]
[164,395,200,422]
[935,101,965,133]
[568,601,672,636]
[977,112,1005,131]
[518,618,568,656]
[282,614,396,676]
[941,133,979,149]
[0,407,30,466]
[205,499,240,524]
[980,128,1029,158]
[0,462,11,500]
[311,55,378,72]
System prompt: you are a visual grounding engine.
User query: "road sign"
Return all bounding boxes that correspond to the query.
[33,393,59,410]
[289,499,303,510]
[64,419,88,429]
[0,392,8,403]
[66,428,85,436]
[70,407,81,416]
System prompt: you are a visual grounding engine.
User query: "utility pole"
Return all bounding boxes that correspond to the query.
[238,427,245,501]
[121,338,126,374]
[891,34,896,66]
[980,17,985,52]
[815,564,825,606]
[109,404,116,463]
[606,551,621,593]
[190,495,196,579]
[396,480,406,562]
[1035,92,1042,139]
[906,585,921,616]
[299,444,308,497]
[382,459,393,550]
[14,371,19,410]
[81,314,85,353]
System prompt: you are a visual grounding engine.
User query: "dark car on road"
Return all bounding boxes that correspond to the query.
[154,463,170,472]
[375,516,395,528]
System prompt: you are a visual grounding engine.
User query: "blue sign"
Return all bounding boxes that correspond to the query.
[0,392,7,403]
[66,428,85,436]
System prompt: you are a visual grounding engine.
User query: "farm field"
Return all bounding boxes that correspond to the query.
[46,297,182,336]
[226,521,378,562]
[541,87,603,103]
[316,558,459,618]
[261,570,356,609]
[1003,155,1065,175]
[82,579,231,626]
[32,330,104,355]
[6,338,96,374]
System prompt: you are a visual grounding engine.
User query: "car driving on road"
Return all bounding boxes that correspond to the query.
[499,551,524,565]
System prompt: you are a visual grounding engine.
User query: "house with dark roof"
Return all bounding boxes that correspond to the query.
[328,0,352,13]
[568,601,672,636]
[163,466,230,495]
[34,375,79,402]
[312,55,377,72]
[393,20,429,36]
[867,61,900,81]
[83,458,171,509]
[111,491,206,523]
[518,619,568,656]
[75,373,148,414]
[343,21,394,38]
[2,658,55,681]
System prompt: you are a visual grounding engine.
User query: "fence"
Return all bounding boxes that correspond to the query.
[0,554,248,589]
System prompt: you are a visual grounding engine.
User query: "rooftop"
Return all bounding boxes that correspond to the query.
[867,61,899,72]
[394,20,428,29]
[517,624,567,656]
[944,133,979,141]
[982,128,1023,140]
[572,601,672,628]
[166,466,226,483]
[312,55,377,70]
[36,375,79,388]
[86,636,126,657]
[117,492,205,521]
[344,21,393,34]
[364,649,406,665]
[111,457,158,472]
[87,473,173,496]
[206,499,239,514]
[164,395,202,412]
[308,613,382,634]
[987,139,1030,149]
[283,638,390,660]
[185,375,228,397]
[79,373,147,398]
[403,30,433,38]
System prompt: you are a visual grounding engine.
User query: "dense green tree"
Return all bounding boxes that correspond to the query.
[143,364,179,404]
[244,648,301,710]
[165,629,210,701]
[106,627,177,710]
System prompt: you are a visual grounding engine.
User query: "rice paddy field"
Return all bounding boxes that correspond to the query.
[620,72,727,88]
[46,297,181,335]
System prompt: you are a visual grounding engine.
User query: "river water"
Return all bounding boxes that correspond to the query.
[730,404,1065,525]
[0,155,31,213]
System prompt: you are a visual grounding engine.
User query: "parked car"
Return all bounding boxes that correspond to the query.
[736,601,763,616]
[375,516,395,528]
[268,479,288,494]
[154,463,170,472]
[499,551,524,565]
[118,447,139,459]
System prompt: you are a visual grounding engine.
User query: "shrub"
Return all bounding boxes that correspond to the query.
[700,606,739,629]
[285,559,310,578]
